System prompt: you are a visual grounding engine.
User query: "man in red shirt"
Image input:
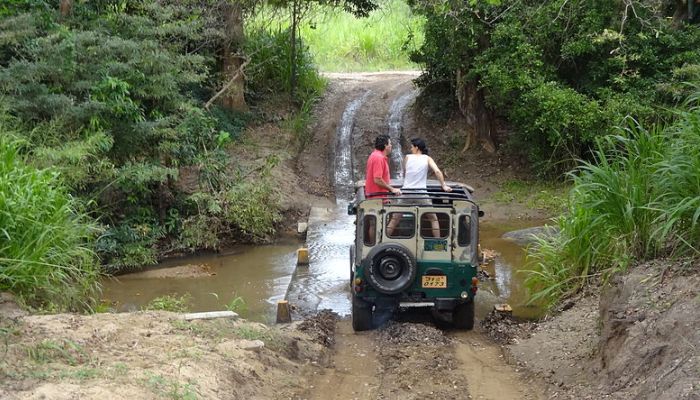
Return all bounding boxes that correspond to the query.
[365,135,401,198]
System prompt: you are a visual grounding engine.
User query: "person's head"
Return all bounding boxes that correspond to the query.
[410,138,428,155]
[374,134,391,153]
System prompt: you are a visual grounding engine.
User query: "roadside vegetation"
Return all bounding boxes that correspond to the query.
[526,93,700,305]
[0,133,100,311]
[407,0,700,306]
[410,0,700,174]
[300,0,423,71]
[0,0,338,308]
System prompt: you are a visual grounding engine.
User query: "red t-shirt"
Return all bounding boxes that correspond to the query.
[365,149,390,198]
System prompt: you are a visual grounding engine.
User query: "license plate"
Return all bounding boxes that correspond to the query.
[421,275,447,289]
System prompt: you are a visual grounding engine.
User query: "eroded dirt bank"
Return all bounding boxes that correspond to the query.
[0,307,331,399]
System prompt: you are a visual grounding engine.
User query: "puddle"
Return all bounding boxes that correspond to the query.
[101,238,301,323]
[477,220,550,320]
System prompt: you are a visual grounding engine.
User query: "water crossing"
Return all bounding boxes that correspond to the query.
[334,91,371,202]
[386,90,418,179]
[286,91,372,315]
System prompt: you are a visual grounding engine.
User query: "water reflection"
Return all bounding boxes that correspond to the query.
[101,238,301,323]
[477,220,548,320]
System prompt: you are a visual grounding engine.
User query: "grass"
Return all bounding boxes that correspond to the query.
[0,129,101,311]
[234,325,285,351]
[250,0,424,72]
[143,372,199,400]
[525,100,700,307]
[489,179,568,215]
[143,294,191,313]
[26,339,89,366]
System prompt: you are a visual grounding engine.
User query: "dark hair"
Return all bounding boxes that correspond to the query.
[410,138,429,155]
[374,134,390,150]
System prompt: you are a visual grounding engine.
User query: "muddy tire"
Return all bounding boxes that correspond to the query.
[352,296,373,331]
[362,243,417,295]
[453,301,475,330]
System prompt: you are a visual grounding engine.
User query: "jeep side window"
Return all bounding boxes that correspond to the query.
[458,215,471,246]
[385,212,415,239]
[363,215,376,246]
[420,212,450,238]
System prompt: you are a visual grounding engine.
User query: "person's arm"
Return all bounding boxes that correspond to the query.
[373,176,401,195]
[428,157,452,192]
[369,157,400,195]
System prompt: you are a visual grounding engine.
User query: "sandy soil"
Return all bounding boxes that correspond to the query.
[0,308,329,400]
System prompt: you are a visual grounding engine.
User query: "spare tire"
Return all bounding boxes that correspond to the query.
[362,243,417,295]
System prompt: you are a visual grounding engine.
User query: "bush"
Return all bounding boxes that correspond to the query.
[0,132,100,311]
[526,96,700,306]
[245,27,327,104]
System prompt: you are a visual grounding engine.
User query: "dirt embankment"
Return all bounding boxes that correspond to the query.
[0,304,335,400]
[490,259,700,399]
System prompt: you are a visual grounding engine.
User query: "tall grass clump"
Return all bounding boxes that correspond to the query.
[301,0,424,71]
[0,131,100,311]
[526,93,700,306]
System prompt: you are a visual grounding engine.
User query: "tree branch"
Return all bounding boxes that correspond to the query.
[204,57,250,110]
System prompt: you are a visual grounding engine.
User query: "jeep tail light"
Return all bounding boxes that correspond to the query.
[471,277,478,295]
[354,285,363,293]
[354,278,362,285]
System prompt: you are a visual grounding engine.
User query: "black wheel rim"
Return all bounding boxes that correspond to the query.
[378,256,402,280]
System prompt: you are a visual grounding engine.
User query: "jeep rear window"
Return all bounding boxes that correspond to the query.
[420,212,450,238]
[385,212,415,239]
[363,215,376,246]
[458,215,471,246]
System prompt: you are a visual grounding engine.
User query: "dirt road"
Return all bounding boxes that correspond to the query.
[295,71,545,400]
[299,319,544,400]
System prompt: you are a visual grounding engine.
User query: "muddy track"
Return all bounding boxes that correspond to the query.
[296,72,546,400]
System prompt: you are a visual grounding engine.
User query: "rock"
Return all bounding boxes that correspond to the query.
[297,222,308,234]
[240,339,265,351]
[0,292,27,319]
[502,226,559,246]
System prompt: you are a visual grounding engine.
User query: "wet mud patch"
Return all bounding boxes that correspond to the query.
[372,322,467,399]
[297,309,339,347]
[480,310,535,344]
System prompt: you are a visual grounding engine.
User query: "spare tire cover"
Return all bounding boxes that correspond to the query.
[362,243,417,295]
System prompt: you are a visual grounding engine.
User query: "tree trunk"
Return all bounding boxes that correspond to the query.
[456,69,496,153]
[59,0,72,18]
[221,2,248,112]
[290,0,299,98]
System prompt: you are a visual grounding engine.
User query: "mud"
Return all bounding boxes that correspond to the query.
[298,309,339,347]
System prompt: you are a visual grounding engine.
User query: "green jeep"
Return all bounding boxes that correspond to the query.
[348,179,482,331]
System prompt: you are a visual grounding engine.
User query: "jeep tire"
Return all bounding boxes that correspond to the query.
[362,243,417,295]
[453,300,475,330]
[352,296,373,331]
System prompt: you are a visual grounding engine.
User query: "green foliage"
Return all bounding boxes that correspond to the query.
[143,294,191,312]
[411,0,700,174]
[526,99,700,306]
[26,339,89,366]
[0,131,100,311]
[299,0,425,71]
[225,295,248,315]
[234,325,284,351]
[143,372,199,400]
[0,1,290,275]
[245,27,328,103]
[490,179,567,215]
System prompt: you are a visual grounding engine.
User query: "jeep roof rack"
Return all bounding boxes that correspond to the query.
[350,179,476,210]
